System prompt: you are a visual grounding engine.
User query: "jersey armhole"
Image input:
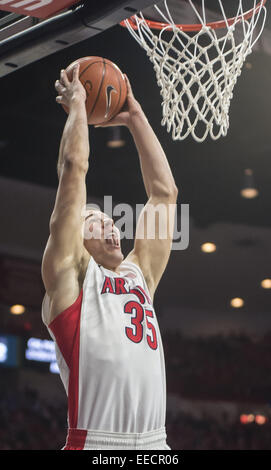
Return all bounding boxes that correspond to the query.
[48,288,83,368]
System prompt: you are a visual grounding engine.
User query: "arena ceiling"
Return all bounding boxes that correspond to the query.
[0,1,270,338]
[0,0,270,229]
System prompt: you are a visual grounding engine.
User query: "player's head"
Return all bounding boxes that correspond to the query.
[83,208,124,270]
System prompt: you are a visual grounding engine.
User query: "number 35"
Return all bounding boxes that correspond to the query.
[124,300,158,350]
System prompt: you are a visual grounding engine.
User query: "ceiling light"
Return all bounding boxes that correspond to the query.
[255,415,267,425]
[10,304,25,315]
[247,414,255,423]
[107,127,125,148]
[241,169,259,199]
[240,414,249,424]
[230,297,244,308]
[201,242,216,253]
[261,279,271,289]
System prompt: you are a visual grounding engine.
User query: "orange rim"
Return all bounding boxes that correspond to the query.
[120,0,266,32]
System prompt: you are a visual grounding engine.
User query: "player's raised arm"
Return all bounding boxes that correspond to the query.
[126,83,178,298]
[96,76,178,298]
[41,64,89,305]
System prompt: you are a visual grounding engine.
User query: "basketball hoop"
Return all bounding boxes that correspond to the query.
[121,0,267,142]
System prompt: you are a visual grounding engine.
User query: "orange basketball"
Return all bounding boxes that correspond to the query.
[62,56,127,125]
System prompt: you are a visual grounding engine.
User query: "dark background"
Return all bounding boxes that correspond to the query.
[0,0,270,450]
[0,0,271,332]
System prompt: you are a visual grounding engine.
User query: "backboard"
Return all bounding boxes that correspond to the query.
[0,0,157,78]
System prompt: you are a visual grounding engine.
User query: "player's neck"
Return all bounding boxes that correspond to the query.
[100,263,121,275]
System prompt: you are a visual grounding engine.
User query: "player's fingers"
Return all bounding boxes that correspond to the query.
[60,69,69,87]
[72,63,80,81]
[56,95,64,104]
[55,80,65,92]
[124,74,134,96]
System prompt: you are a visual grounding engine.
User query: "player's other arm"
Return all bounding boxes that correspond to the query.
[94,75,178,298]
[126,105,178,298]
[41,65,89,302]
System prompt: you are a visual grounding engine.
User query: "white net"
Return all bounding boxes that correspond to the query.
[123,0,267,142]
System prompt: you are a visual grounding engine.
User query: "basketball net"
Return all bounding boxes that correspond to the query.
[122,0,267,142]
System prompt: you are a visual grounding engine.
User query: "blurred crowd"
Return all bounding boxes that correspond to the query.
[0,330,270,450]
[163,331,271,402]
[166,408,271,450]
[0,386,66,450]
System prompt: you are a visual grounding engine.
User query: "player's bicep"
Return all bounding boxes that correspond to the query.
[127,195,177,295]
[42,161,88,292]
[41,231,83,295]
[49,159,88,253]
[50,159,87,227]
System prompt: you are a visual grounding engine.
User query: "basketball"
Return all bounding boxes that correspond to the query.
[62,56,127,125]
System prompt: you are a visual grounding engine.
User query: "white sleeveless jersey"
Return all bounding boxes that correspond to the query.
[42,257,167,434]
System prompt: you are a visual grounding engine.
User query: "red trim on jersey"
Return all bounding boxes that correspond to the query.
[135,285,152,305]
[49,289,83,429]
[130,287,145,305]
[63,428,88,450]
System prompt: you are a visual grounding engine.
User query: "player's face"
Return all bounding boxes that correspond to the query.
[83,210,124,269]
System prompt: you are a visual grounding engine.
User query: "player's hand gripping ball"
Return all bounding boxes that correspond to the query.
[61,56,127,125]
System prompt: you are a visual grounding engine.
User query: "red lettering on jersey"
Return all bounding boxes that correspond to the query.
[101,276,114,294]
[135,285,152,305]
[145,309,158,350]
[130,287,145,305]
[115,277,129,295]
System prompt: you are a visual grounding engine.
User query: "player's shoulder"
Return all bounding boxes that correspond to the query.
[78,251,92,282]
[43,251,91,325]
[124,251,155,299]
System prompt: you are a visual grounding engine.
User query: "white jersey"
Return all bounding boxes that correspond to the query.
[42,257,168,441]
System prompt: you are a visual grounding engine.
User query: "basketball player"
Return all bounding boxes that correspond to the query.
[41,63,178,450]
